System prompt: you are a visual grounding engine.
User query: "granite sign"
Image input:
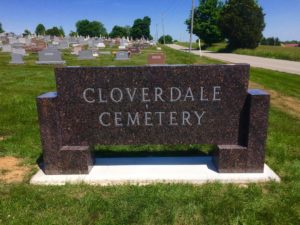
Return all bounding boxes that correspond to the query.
[37,65,270,174]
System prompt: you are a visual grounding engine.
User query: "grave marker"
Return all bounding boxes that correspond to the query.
[78,50,95,60]
[115,51,129,60]
[148,53,165,64]
[10,53,24,64]
[36,49,65,64]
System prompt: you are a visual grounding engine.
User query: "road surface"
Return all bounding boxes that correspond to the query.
[167,44,300,75]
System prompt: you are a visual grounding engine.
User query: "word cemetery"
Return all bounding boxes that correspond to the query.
[37,64,270,175]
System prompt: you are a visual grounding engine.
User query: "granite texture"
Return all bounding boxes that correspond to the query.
[36,64,270,174]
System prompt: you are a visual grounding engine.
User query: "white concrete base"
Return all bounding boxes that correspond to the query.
[30,157,280,185]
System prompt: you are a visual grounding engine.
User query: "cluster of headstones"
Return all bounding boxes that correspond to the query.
[0,34,165,64]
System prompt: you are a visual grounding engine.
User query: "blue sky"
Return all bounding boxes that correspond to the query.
[0,0,299,41]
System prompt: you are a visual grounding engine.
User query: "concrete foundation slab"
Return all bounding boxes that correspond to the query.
[30,157,280,185]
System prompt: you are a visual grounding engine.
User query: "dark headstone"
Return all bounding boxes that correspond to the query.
[37,64,270,174]
[148,53,165,64]
[128,47,141,54]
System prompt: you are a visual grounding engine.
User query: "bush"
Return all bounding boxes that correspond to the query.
[158,35,173,44]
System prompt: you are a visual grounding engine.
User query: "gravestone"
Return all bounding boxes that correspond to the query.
[12,48,26,56]
[26,39,47,52]
[12,43,24,49]
[2,44,12,52]
[118,45,126,50]
[78,50,94,60]
[128,47,141,54]
[96,42,105,48]
[36,49,65,64]
[10,53,24,64]
[115,51,129,60]
[99,51,111,55]
[58,41,69,50]
[71,45,82,55]
[36,64,270,174]
[148,53,165,64]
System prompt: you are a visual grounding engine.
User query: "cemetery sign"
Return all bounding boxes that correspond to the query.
[37,65,270,174]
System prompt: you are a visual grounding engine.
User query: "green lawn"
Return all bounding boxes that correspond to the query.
[0,46,300,224]
[176,42,300,62]
[234,45,300,62]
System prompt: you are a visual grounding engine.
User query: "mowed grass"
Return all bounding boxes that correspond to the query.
[0,45,300,224]
[234,45,300,62]
[177,42,300,61]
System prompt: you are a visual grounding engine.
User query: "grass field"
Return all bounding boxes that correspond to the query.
[176,42,300,62]
[0,46,300,224]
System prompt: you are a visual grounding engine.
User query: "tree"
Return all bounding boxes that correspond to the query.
[35,24,46,36]
[45,26,63,37]
[131,16,152,40]
[69,30,78,37]
[0,22,4,33]
[76,19,107,37]
[23,29,31,37]
[219,0,265,49]
[158,35,173,44]
[109,25,130,38]
[186,0,223,46]
[261,37,281,46]
[59,26,65,37]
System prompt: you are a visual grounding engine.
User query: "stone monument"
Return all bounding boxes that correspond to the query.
[36,65,270,174]
[148,53,165,64]
[36,49,65,64]
[10,53,24,64]
[115,51,129,60]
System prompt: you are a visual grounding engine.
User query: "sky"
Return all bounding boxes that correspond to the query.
[0,0,299,41]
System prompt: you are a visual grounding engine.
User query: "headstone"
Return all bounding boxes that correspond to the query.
[96,42,105,48]
[10,53,24,64]
[2,44,12,52]
[99,51,111,55]
[71,45,82,55]
[147,53,165,64]
[115,51,129,60]
[12,43,24,49]
[78,50,94,60]
[58,41,69,50]
[36,49,65,64]
[26,39,47,52]
[118,45,126,50]
[12,48,26,56]
[128,47,141,54]
[36,64,270,175]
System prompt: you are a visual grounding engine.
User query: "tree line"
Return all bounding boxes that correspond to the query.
[32,16,152,40]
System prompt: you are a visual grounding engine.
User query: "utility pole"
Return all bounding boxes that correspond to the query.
[161,13,165,44]
[156,24,159,42]
[189,0,195,53]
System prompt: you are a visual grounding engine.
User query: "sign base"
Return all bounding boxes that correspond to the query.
[30,156,280,185]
